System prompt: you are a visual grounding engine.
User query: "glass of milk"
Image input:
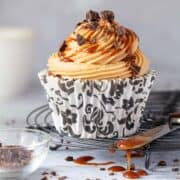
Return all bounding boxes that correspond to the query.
[0,27,35,101]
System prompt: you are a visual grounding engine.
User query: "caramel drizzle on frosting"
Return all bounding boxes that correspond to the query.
[49,10,149,80]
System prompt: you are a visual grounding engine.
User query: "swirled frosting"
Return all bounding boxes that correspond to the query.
[48,10,149,80]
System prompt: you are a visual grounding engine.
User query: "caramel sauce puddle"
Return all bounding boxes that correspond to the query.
[73,155,114,166]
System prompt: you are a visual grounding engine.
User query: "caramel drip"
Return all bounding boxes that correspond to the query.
[73,156,114,166]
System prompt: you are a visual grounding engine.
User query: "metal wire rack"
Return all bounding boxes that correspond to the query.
[26,91,180,169]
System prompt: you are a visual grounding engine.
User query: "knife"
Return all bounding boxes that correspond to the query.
[116,112,180,150]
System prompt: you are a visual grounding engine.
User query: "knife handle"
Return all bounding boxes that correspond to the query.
[169,112,180,118]
[168,112,180,128]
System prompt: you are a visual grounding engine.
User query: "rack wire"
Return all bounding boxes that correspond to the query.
[26,91,180,168]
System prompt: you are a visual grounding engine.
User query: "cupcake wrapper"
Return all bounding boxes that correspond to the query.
[39,70,156,139]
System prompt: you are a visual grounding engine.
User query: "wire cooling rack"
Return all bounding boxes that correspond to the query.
[26,91,180,169]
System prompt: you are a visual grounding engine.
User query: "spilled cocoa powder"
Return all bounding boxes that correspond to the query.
[172,167,179,172]
[173,158,179,163]
[157,160,167,167]
[41,170,68,180]
[99,167,106,171]
[65,156,74,161]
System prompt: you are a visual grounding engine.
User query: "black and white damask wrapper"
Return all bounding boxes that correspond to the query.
[39,70,156,139]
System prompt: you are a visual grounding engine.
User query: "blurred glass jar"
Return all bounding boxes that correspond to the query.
[0,27,35,101]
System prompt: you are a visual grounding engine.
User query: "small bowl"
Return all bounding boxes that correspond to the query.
[0,128,50,179]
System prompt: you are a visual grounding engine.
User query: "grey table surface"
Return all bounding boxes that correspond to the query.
[0,90,180,180]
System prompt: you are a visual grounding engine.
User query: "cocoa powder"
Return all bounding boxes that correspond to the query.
[0,145,32,169]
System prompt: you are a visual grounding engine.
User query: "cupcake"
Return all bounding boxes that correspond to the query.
[39,10,156,139]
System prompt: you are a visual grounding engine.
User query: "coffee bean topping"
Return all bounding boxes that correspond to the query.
[77,34,86,45]
[88,21,99,30]
[101,10,114,22]
[76,22,82,28]
[116,26,126,36]
[59,41,67,52]
[86,10,100,21]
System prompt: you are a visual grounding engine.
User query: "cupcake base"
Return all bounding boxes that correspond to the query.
[39,70,156,139]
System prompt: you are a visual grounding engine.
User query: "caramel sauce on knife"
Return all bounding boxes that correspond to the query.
[117,138,146,150]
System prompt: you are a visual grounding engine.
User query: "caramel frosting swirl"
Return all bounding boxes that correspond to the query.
[48,10,149,80]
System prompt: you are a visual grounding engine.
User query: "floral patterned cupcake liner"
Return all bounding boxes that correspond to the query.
[39,70,156,139]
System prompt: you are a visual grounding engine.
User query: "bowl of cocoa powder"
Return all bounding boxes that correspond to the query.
[0,128,50,179]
